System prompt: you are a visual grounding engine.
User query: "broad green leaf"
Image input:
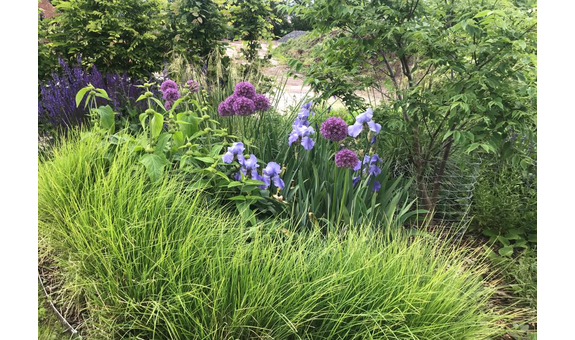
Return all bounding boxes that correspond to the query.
[139,153,169,182]
[474,10,492,18]
[228,181,244,188]
[154,133,171,155]
[139,112,148,130]
[75,87,90,108]
[172,131,184,148]
[96,105,115,131]
[229,195,246,201]
[177,112,199,139]
[95,88,111,100]
[151,112,164,139]
[498,246,514,257]
[195,156,215,164]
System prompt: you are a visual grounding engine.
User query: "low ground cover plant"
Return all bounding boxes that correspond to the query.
[39,131,510,339]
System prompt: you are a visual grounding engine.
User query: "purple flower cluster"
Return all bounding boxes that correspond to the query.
[39,57,148,131]
[288,102,315,150]
[348,108,381,138]
[218,82,270,117]
[320,117,348,142]
[160,79,181,110]
[222,144,284,190]
[335,149,360,169]
[353,154,383,192]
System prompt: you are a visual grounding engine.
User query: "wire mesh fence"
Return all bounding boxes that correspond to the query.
[389,150,482,229]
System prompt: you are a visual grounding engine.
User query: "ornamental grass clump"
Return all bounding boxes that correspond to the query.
[218,82,270,116]
[38,132,511,338]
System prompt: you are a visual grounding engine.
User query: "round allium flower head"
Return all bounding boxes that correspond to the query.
[253,94,270,112]
[163,88,181,103]
[234,82,256,99]
[320,117,348,142]
[160,79,178,93]
[335,149,360,169]
[218,95,237,116]
[186,79,200,93]
[232,96,256,116]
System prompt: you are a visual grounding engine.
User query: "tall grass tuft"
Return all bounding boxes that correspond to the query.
[39,131,510,339]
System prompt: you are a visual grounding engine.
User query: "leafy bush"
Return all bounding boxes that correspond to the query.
[39,132,509,338]
[47,0,169,78]
[473,160,537,256]
[38,10,58,82]
[228,0,276,64]
[291,0,537,214]
[165,0,228,63]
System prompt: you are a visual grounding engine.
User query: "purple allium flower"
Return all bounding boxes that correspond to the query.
[234,81,256,99]
[232,96,256,116]
[218,101,231,116]
[163,88,181,103]
[348,108,381,138]
[165,101,172,110]
[335,149,360,169]
[320,117,348,142]
[222,142,245,163]
[253,94,270,112]
[218,95,237,116]
[160,79,178,93]
[186,79,200,93]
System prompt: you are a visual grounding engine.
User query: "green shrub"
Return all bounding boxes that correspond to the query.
[473,153,537,256]
[39,130,510,339]
[48,0,169,78]
[38,10,58,82]
[165,0,228,63]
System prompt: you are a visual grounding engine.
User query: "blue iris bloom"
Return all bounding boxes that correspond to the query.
[222,142,245,164]
[348,108,382,138]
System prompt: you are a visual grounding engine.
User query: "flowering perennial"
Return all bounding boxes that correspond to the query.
[289,102,316,150]
[222,142,245,164]
[348,108,382,138]
[160,79,181,110]
[320,117,348,142]
[218,82,270,117]
[228,152,284,190]
[335,149,360,169]
[353,154,383,192]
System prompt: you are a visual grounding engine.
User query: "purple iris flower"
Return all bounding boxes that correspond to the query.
[222,142,245,163]
[348,108,382,138]
[288,125,315,150]
[241,154,259,171]
[352,154,383,192]
[233,154,260,182]
[262,162,285,190]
